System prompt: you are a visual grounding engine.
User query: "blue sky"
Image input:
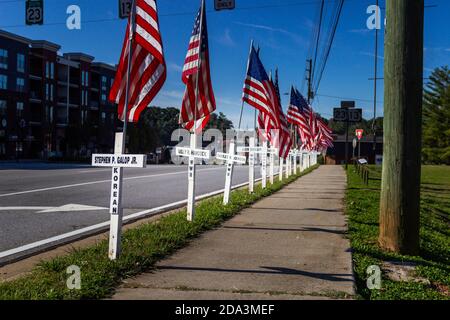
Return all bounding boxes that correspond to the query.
[0,0,449,128]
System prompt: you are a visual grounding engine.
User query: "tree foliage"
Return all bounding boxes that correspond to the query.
[422,66,450,164]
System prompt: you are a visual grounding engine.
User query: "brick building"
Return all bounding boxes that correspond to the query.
[0,29,120,160]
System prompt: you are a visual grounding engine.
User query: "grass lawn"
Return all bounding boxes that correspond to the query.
[346,165,450,300]
[0,165,319,300]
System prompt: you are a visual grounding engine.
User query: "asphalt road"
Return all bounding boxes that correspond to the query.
[0,163,269,264]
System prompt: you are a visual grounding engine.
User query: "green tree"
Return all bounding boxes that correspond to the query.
[422,66,450,164]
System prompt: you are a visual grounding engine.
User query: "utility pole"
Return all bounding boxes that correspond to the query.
[379,0,424,255]
[306,59,313,104]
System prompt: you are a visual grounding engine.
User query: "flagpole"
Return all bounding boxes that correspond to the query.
[121,0,136,154]
[238,39,254,130]
[186,0,205,221]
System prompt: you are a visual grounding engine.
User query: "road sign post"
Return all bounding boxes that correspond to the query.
[356,129,364,158]
[91,133,147,260]
[176,134,210,221]
[216,141,246,205]
[334,102,362,168]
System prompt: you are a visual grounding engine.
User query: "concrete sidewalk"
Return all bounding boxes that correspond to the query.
[112,165,355,300]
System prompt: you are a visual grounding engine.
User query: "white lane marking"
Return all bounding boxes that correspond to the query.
[0,206,54,211]
[0,177,264,260]
[37,204,108,213]
[78,169,110,174]
[0,167,223,198]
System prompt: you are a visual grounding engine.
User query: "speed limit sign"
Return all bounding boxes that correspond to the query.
[26,0,44,25]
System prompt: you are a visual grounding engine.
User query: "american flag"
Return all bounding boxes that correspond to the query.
[317,118,334,150]
[184,114,210,135]
[242,46,278,128]
[271,75,292,159]
[179,0,215,132]
[289,88,312,150]
[109,0,166,123]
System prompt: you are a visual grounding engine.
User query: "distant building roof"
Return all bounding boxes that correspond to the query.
[63,52,95,63]
[0,29,31,45]
[91,62,117,72]
[31,40,61,52]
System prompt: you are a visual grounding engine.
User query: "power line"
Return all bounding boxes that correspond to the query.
[312,0,344,98]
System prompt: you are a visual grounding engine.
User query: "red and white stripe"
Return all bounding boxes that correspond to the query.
[109,0,166,123]
[179,2,215,132]
[184,114,211,135]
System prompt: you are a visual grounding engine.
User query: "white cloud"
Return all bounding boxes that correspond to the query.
[233,21,306,47]
[217,28,235,47]
[168,62,183,72]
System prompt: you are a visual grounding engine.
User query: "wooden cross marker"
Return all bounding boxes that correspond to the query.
[216,141,246,205]
[91,133,147,260]
[176,134,211,221]
[279,157,284,182]
[268,147,278,184]
[237,137,258,193]
[292,149,298,175]
[260,143,268,189]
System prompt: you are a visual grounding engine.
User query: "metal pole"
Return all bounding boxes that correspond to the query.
[345,114,349,170]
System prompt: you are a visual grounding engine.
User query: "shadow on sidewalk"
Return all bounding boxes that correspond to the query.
[223,225,347,235]
[157,265,353,283]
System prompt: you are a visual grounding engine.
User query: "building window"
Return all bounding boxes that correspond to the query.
[101,112,106,124]
[45,83,49,100]
[81,71,85,86]
[0,49,7,69]
[0,143,5,155]
[85,72,89,86]
[16,102,24,118]
[45,62,54,79]
[0,100,6,116]
[17,53,25,73]
[101,76,107,91]
[110,113,115,122]
[101,93,107,102]
[0,74,7,89]
[50,84,54,101]
[16,77,25,92]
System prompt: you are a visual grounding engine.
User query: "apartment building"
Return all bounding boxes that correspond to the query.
[0,29,120,160]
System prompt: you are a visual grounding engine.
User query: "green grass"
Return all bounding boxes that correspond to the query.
[0,165,319,300]
[346,165,450,300]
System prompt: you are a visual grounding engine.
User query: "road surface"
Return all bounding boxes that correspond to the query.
[0,163,269,264]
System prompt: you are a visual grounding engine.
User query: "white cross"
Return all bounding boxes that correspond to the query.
[268,147,278,184]
[216,141,246,205]
[91,133,147,260]
[237,137,258,193]
[176,134,211,222]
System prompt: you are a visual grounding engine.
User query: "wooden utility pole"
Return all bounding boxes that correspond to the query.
[379,0,424,255]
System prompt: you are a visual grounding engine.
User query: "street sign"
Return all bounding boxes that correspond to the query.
[119,0,132,19]
[333,108,362,122]
[349,109,363,122]
[341,101,355,109]
[333,108,347,121]
[92,154,147,168]
[356,129,364,140]
[26,0,44,25]
[214,0,235,11]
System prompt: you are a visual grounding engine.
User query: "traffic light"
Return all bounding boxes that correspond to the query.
[26,0,44,25]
